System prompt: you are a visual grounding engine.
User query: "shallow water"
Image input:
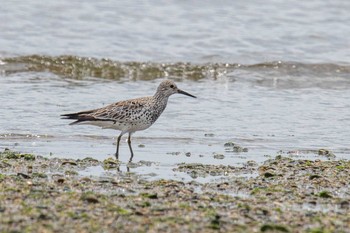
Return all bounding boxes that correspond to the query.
[1,59,349,181]
[0,1,349,181]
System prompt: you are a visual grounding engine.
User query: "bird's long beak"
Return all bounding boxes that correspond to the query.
[178,89,196,98]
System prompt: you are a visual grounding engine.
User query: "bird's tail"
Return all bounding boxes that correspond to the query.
[61,110,95,125]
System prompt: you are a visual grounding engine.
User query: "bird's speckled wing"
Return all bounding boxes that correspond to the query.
[61,96,153,125]
[90,97,152,122]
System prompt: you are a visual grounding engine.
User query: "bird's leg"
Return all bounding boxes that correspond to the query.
[127,133,134,163]
[115,134,122,160]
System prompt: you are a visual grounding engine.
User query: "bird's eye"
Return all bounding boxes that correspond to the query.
[170,85,174,88]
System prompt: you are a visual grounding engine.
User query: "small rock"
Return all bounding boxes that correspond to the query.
[309,174,321,180]
[81,193,99,203]
[263,172,275,178]
[224,142,248,152]
[246,160,258,167]
[65,170,78,176]
[56,178,65,184]
[318,149,336,158]
[80,157,99,163]
[340,200,349,209]
[224,142,235,147]
[61,160,78,166]
[213,153,225,159]
[242,147,249,152]
[166,152,181,155]
[17,173,31,179]
[204,133,215,137]
[261,224,289,232]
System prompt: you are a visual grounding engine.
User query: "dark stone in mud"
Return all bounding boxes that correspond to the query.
[17,172,31,179]
[141,193,158,199]
[263,172,275,178]
[309,174,321,180]
[56,178,65,184]
[261,224,289,232]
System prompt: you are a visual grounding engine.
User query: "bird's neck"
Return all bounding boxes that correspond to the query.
[152,92,170,115]
[149,93,169,122]
[153,91,170,102]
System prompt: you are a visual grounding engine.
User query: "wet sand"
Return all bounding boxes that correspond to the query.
[1,149,349,232]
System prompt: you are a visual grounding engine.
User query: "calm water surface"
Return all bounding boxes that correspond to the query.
[0,0,349,181]
[1,0,349,63]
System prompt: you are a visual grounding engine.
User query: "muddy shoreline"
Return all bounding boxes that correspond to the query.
[0,149,349,232]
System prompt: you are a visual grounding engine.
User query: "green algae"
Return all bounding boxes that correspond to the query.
[318,149,336,158]
[0,149,350,232]
[3,55,228,80]
[102,157,120,169]
[318,191,333,198]
[307,228,332,233]
[0,149,35,161]
[174,163,256,177]
[141,193,158,199]
[261,224,290,232]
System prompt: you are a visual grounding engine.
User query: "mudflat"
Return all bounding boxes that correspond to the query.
[0,149,349,232]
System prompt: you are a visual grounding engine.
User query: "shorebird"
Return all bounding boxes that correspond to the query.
[61,80,196,162]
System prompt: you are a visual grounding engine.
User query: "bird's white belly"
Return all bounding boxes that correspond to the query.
[78,120,152,133]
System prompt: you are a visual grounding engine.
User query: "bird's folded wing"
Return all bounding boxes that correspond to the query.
[90,100,147,122]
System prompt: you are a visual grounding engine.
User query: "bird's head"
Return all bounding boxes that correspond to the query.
[156,80,196,99]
